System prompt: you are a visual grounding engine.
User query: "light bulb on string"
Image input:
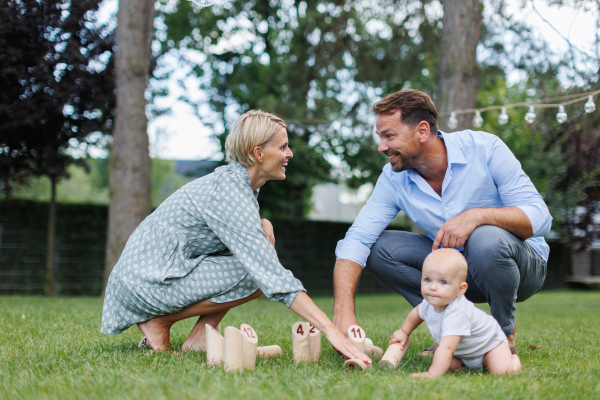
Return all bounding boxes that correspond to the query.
[472,111,483,128]
[556,105,567,124]
[498,107,509,125]
[584,96,596,113]
[448,112,458,130]
[524,106,536,124]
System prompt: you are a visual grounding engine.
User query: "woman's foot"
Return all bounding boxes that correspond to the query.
[137,319,171,351]
[181,323,207,352]
[182,312,227,352]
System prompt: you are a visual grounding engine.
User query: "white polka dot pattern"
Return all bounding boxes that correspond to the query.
[100,163,305,335]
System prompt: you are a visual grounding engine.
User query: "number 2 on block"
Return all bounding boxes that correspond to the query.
[243,326,256,339]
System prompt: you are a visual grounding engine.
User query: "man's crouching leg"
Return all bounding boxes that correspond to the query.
[463,225,546,341]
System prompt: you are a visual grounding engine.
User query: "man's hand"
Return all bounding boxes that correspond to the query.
[432,207,534,250]
[432,209,481,250]
[261,218,275,246]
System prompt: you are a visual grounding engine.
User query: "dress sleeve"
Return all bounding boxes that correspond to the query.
[201,169,305,308]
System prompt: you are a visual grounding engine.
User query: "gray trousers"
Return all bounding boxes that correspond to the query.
[365,225,547,337]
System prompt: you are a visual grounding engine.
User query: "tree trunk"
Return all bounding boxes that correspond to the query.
[436,0,482,131]
[104,0,155,290]
[44,176,57,296]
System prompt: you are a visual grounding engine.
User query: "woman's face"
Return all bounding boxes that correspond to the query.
[259,128,293,181]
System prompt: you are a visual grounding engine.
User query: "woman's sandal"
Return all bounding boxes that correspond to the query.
[419,343,438,356]
[138,336,150,348]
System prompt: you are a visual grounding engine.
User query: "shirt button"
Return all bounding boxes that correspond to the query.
[444,207,448,211]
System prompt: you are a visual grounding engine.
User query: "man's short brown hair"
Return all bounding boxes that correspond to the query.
[372,89,439,134]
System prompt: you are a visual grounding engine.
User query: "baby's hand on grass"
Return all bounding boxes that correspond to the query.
[410,371,434,379]
[389,329,409,348]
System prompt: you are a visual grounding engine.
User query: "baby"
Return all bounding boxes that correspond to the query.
[389,248,522,378]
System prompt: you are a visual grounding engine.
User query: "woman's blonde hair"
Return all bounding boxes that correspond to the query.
[225,110,287,166]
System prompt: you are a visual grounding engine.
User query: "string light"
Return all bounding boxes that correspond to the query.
[524,106,536,124]
[472,111,483,128]
[498,107,509,125]
[585,96,596,113]
[441,89,599,128]
[556,105,567,123]
[447,112,458,130]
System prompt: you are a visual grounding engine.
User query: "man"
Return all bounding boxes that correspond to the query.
[333,89,551,351]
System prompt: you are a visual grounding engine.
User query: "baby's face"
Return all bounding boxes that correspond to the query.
[421,262,466,312]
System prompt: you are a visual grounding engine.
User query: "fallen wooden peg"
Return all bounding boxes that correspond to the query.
[344,358,371,371]
[369,346,384,357]
[257,345,282,358]
[379,337,412,370]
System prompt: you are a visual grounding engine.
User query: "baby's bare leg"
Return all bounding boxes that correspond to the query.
[483,342,522,375]
[449,356,466,372]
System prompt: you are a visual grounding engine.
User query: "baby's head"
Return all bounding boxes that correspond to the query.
[421,249,468,309]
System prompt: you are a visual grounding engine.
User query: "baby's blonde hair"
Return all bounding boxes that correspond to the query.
[424,249,468,282]
[225,110,287,166]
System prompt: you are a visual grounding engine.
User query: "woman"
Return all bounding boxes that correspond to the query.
[101,110,370,363]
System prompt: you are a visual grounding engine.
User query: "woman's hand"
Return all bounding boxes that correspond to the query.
[322,326,372,364]
[289,292,371,364]
[261,218,275,246]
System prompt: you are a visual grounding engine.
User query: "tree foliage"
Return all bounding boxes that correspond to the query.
[154,0,445,215]
[0,0,115,194]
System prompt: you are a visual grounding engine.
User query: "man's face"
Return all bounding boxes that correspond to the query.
[375,111,422,173]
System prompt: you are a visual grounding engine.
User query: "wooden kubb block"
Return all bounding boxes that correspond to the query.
[344,325,371,371]
[292,321,321,363]
[206,324,224,366]
[222,324,259,372]
[379,337,412,370]
[364,338,384,357]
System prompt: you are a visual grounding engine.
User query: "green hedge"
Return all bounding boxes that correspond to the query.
[0,200,570,296]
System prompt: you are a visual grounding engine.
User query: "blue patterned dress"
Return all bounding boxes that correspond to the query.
[101,162,305,335]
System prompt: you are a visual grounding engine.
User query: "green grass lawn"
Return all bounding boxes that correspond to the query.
[1,290,599,399]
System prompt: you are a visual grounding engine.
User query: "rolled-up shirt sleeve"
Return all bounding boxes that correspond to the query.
[202,170,305,308]
[336,171,401,268]
[488,137,552,237]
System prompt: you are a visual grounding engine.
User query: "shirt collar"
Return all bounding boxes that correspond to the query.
[438,131,467,165]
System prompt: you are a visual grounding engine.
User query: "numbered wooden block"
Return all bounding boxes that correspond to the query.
[308,323,321,362]
[257,345,282,358]
[224,326,244,372]
[240,323,258,370]
[379,337,412,370]
[344,358,370,371]
[206,324,225,366]
[292,321,311,363]
[347,325,365,353]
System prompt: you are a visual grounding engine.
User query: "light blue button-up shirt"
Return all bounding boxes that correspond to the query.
[336,130,552,266]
